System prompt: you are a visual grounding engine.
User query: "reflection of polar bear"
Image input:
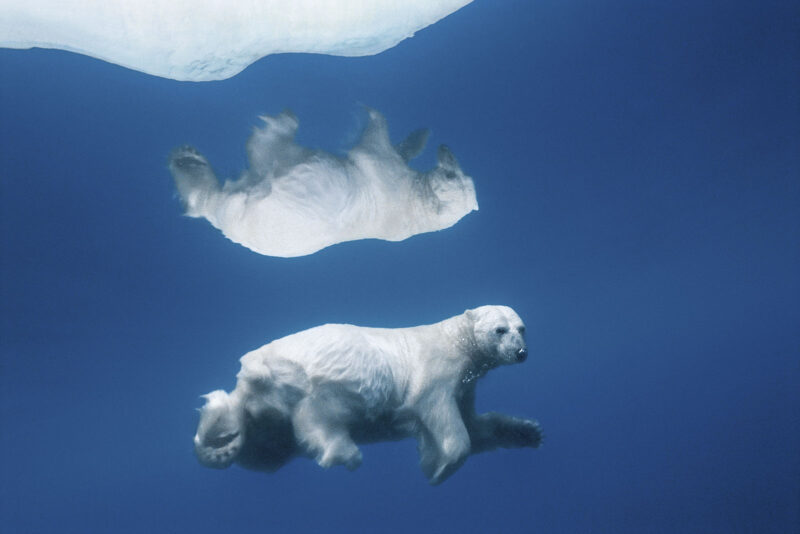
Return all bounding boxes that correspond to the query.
[194,305,542,484]
[169,109,478,257]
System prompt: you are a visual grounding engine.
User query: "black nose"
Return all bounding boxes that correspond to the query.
[516,348,528,362]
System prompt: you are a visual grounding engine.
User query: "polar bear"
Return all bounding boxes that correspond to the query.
[193,305,542,484]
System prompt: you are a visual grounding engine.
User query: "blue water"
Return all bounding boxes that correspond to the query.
[1,1,798,532]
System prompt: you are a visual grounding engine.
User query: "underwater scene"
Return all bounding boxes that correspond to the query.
[1,1,798,532]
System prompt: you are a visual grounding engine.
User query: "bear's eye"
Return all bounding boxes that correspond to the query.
[518,326,525,334]
[495,327,508,335]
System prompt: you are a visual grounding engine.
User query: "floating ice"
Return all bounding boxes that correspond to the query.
[168,109,478,257]
[0,0,473,81]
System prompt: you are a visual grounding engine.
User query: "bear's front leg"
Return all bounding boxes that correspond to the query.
[416,396,471,485]
[467,412,543,453]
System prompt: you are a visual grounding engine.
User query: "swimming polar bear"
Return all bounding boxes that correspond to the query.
[194,305,542,484]
[168,108,478,257]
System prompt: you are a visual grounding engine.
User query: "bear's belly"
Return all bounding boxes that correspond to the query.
[349,408,416,445]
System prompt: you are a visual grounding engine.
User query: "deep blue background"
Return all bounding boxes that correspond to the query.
[1,1,798,532]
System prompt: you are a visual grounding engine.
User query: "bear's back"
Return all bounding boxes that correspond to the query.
[258,323,412,413]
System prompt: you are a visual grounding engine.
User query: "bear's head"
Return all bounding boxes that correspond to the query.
[425,145,478,223]
[466,305,528,366]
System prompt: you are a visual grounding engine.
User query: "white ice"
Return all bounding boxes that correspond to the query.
[168,109,478,257]
[0,0,473,81]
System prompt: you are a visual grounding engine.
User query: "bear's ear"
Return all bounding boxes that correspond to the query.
[464,309,475,323]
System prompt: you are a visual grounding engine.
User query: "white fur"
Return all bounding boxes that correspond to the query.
[169,109,478,257]
[0,0,473,81]
[194,305,542,484]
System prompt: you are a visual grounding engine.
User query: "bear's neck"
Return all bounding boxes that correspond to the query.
[439,315,494,383]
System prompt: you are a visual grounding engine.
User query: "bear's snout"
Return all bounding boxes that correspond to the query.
[516,348,528,362]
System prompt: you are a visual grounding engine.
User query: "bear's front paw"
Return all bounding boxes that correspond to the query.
[517,419,544,448]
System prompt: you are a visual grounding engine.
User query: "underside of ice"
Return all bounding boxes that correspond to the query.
[168,109,478,257]
[0,0,473,81]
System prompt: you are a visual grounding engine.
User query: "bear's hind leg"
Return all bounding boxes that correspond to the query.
[236,411,298,472]
[292,394,363,470]
[194,390,245,468]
